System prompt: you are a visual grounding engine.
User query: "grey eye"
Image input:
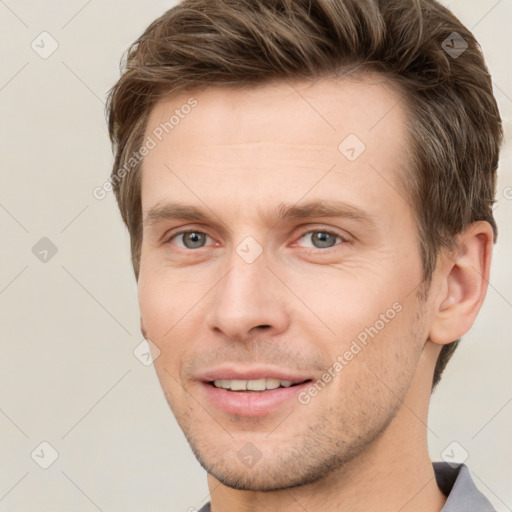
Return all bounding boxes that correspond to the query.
[180,231,208,249]
[306,231,339,249]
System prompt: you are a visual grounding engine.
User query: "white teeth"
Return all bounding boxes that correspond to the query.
[230,379,247,391]
[265,378,281,390]
[247,379,266,391]
[215,380,231,389]
[212,378,300,391]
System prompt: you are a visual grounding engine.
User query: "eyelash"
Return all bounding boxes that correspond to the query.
[164,227,348,253]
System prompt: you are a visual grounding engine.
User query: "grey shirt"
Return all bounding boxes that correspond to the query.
[197,462,496,512]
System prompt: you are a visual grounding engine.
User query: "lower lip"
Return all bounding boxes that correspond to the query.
[199,381,311,417]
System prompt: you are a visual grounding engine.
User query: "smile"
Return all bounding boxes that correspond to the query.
[211,378,309,391]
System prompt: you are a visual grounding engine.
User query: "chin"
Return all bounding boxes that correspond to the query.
[200,460,326,492]
[188,436,364,492]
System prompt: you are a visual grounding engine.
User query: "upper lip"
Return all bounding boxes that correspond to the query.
[197,366,313,383]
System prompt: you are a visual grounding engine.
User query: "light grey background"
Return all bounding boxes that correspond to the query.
[0,1,510,511]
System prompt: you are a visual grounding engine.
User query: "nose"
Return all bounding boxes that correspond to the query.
[205,249,290,342]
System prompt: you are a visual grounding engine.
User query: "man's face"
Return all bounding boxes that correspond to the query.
[138,76,433,490]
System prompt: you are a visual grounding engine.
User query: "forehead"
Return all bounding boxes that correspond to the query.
[141,75,412,216]
[146,74,407,146]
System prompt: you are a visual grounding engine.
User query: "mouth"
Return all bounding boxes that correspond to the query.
[208,378,311,392]
[198,373,314,417]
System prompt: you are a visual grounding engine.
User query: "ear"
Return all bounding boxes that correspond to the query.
[429,221,494,345]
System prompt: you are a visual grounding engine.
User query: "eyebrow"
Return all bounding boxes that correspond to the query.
[143,200,377,231]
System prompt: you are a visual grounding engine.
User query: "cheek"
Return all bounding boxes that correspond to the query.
[138,274,167,337]
[138,276,189,404]
[303,274,422,387]
[137,266,211,378]
[289,270,403,341]
[330,300,424,418]
[138,259,202,334]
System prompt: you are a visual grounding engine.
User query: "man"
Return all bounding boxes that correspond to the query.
[106,0,503,510]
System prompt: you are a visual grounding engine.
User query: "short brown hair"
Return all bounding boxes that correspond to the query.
[106,0,503,389]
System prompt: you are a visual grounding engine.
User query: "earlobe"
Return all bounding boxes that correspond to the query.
[429,221,493,346]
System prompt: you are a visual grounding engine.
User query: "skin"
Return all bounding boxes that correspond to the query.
[137,75,493,512]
